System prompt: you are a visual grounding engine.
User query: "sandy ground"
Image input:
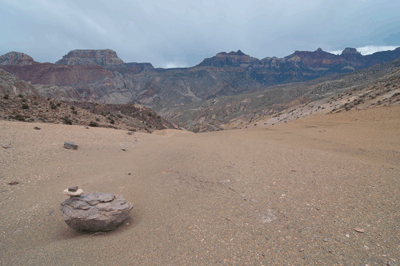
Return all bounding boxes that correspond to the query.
[1,106,399,265]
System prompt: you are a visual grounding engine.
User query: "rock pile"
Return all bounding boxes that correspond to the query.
[60,189,133,232]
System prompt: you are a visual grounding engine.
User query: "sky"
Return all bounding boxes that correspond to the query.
[0,0,399,68]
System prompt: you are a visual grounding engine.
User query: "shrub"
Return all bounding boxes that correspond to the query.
[50,102,57,109]
[72,110,77,115]
[22,104,29,109]
[96,118,100,121]
[89,121,99,127]
[109,119,115,124]
[62,116,72,125]
[117,114,122,118]
[3,94,9,99]
[21,98,27,102]
[70,106,75,111]
[15,114,25,121]
[18,94,23,98]
[56,102,61,107]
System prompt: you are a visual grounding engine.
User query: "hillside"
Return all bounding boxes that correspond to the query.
[0,69,176,132]
[157,58,400,132]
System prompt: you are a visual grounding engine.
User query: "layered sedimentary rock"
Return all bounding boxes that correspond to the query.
[56,49,125,68]
[0,52,34,66]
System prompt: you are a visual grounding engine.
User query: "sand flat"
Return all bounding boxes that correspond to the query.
[1,106,399,265]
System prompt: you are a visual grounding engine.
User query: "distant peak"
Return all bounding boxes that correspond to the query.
[316,48,323,52]
[0,51,34,66]
[341,47,361,56]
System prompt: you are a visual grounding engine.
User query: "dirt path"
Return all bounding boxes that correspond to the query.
[1,106,399,265]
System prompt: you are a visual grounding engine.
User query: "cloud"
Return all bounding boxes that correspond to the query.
[163,62,189,69]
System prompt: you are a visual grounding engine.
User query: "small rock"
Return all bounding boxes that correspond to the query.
[2,144,11,149]
[68,186,79,192]
[64,142,78,150]
[127,131,133,135]
[125,172,131,175]
[323,238,328,242]
[34,127,41,130]
[121,148,126,151]
[8,181,19,185]
[355,228,365,233]
[83,126,89,129]
[299,248,304,252]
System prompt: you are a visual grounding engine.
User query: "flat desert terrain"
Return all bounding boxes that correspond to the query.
[1,106,399,265]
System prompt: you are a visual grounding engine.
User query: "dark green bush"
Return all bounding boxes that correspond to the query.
[62,116,72,125]
[3,94,9,99]
[89,121,99,127]
[22,104,29,109]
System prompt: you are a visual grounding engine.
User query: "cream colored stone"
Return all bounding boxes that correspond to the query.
[63,188,83,196]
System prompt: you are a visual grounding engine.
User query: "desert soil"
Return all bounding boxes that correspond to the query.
[1,105,399,265]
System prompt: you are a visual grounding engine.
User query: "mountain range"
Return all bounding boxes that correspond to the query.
[1,47,400,108]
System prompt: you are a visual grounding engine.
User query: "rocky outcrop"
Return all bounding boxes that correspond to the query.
[60,192,133,232]
[0,69,37,95]
[56,49,125,68]
[0,52,34,66]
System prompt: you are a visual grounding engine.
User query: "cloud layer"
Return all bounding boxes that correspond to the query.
[0,0,399,68]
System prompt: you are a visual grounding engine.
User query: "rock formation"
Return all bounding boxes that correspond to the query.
[0,52,34,66]
[1,47,400,108]
[55,49,125,68]
[60,192,133,232]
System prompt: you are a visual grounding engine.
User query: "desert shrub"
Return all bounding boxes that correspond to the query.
[109,119,115,124]
[18,94,23,98]
[21,98,27,102]
[57,102,61,107]
[117,114,122,118]
[22,104,29,109]
[15,114,25,121]
[89,121,99,127]
[3,94,9,99]
[62,116,72,125]
[33,96,37,99]
[32,101,38,105]
[50,102,57,109]
[148,113,152,117]
[96,118,100,121]
[70,106,75,110]
[72,110,77,115]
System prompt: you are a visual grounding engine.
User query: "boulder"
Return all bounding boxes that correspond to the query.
[60,192,133,232]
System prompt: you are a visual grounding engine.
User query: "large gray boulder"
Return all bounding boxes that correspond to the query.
[60,192,133,232]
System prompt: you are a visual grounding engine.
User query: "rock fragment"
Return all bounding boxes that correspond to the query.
[68,186,79,192]
[354,228,365,233]
[8,181,19,185]
[34,127,41,130]
[64,141,78,150]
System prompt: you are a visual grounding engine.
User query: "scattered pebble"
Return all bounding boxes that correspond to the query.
[125,172,131,175]
[34,127,41,130]
[83,126,89,129]
[2,144,11,149]
[323,238,328,242]
[355,228,365,233]
[127,131,133,135]
[121,148,126,151]
[8,181,19,185]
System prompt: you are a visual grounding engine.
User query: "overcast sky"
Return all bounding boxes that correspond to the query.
[0,0,399,68]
